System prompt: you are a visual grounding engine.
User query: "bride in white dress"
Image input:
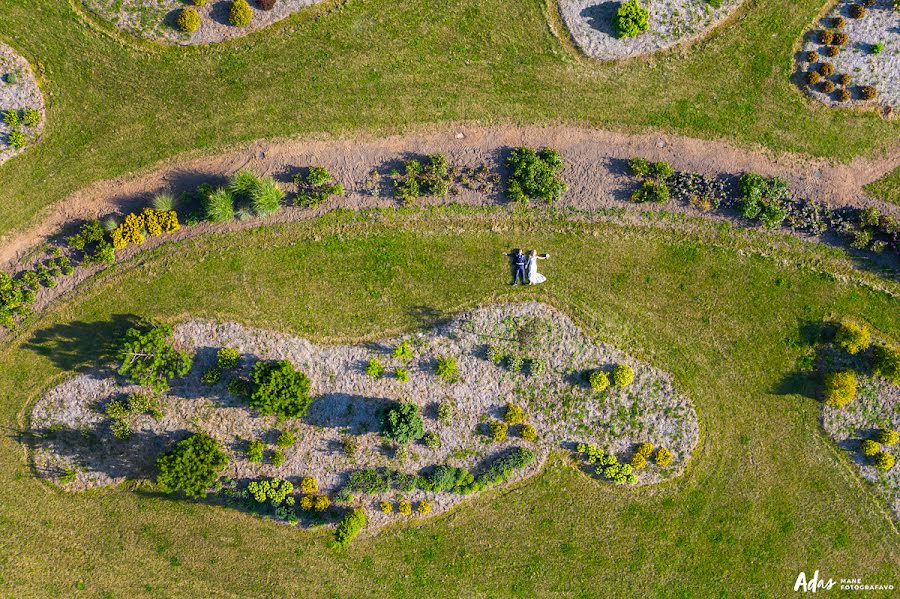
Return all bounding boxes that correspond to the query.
[526,250,548,284]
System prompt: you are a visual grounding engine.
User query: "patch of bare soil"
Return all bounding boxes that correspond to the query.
[3,125,898,269]
[30,302,699,529]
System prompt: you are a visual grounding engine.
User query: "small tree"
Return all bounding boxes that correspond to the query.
[118,321,192,392]
[156,432,228,498]
[381,401,424,444]
[249,360,312,418]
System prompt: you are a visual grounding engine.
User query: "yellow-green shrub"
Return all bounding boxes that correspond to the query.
[380,500,393,513]
[313,495,331,512]
[503,403,526,425]
[824,370,857,407]
[300,495,313,511]
[860,439,880,457]
[489,420,508,442]
[835,321,870,355]
[612,364,635,387]
[630,453,647,469]
[417,500,431,514]
[654,447,673,467]
[111,212,145,249]
[589,370,609,392]
[873,452,895,472]
[520,423,537,442]
[636,442,654,458]
[300,476,318,495]
[877,428,899,446]
[398,499,412,515]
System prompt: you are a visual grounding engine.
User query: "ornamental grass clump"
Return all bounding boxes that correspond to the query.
[204,188,235,223]
[824,370,857,407]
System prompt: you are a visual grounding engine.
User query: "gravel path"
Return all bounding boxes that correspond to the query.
[0,44,45,166]
[795,0,899,109]
[29,302,699,529]
[558,0,742,61]
[81,0,326,45]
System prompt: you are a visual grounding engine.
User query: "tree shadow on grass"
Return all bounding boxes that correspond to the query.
[23,314,143,373]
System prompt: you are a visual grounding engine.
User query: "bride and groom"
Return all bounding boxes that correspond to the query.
[505,249,549,285]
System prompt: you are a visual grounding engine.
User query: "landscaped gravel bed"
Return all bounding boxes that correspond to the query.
[30,302,698,529]
[558,0,741,61]
[81,0,325,45]
[0,44,44,166]
[796,0,899,109]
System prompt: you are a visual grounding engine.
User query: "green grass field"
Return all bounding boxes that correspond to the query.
[0,210,896,596]
[866,167,900,206]
[0,0,897,241]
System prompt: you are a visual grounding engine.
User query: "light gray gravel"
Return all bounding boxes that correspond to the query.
[0,44,45,166]
[558,0,741,61]
[30,302,699,529]
[82,0,325,45]
[796,0,899,109]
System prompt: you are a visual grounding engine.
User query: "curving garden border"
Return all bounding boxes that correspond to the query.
[0,43,45,166]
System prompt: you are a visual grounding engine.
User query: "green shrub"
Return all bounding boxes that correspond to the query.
[118,321,192,392]
[436,356,459,382]
[227,377,250,397]
[614,0,649,38]
[381,402,424,444]
[0,272,32,326]
[860,439,880,457]
[249,360,312,418]
[631,180,669,203]
[246,439,264,463]
[250,178,285,217]
[333,508,366,548]
[248,477,293,505]
[873,452,895,472]
[823,370,857,407]
[276,429,296,448]
[860,85,877,101]
[204,188,235,223]
[871,42,884,55]
[877,428,898,446]
[22,108,39,127]
[654,447,673,467]
[506,147,567,204]
[651,161,674,179]
[486,345,504,365]
[271,449,285,467]
[7,130,25,149]
[217,347,240,369]
[628,158,651,178]
[394,367,409,383]
[488,420,508,442]
[59,468,76,485]
[738,173,790,228]
[589,370,610,392]
[834,320,870,355]
[478,447,536,486]
[393,340,414,361]
[156,432,228,498]
[4,72,16,84]
[229,0,252,26]
[66,219,105,251]
[437,400,454,425]
[177,7,201,32]
[366,358,385,379]
[519,423,537,442]
[423,431,441,449]
[527,358,546,377]
[294,166,344,208]
[392,154,450,204]
[201,367,221,385]
[4,109,19,127]
[612,364,635,387]
[503,403,527,425]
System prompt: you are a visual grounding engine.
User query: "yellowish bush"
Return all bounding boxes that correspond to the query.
[300,476,318,495]
[398,499,412,515]
[655,447,673,467]
[824,370,857,407]
[313,495,331,512]
[417,500,431,514]
[300,495,313,511]
[380,500,393,513]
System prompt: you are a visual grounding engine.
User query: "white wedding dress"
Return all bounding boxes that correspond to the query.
[527,256,546,284]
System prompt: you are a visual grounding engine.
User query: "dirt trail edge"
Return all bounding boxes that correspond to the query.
[3,124,899,267]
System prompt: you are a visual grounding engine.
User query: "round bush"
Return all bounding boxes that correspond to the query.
[217,347,240,369]
[832,16,845,28]
[629,453,647,469]
[862,0,875,6]
[835,320,870,354]
[873,344,900,383]
[860,439,880,457]
[819,29,833,45]
[820,80,835,93]
[823,370,857,407]
[177,7,201,32]
[860,85,877,100]
[873,452,895,472]
[833,31,848,46]
[804,50,819,63]
[614,0,649,39]
[380,500,392,513]
[520,423,538,442]
[806,70,821,85]
[381,402,424,444]
[229,0,253,27]
[489,420,508,443]
[877,428,899,446]
[825,45,840,57]
[612,364,635,387]
[654,447,673,467]
[503,403,527,425]
[156,432,228,498]
[848,4,865,18]
[818,62,834,77]
[838,88,852,102]
[636,442,654,458]
[417,500,431,515]
[838,73,851,86]
[589,370,610,392]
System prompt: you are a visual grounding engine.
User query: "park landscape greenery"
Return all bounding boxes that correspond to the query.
[0,0,898,596]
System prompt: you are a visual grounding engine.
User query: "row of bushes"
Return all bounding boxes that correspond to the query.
[0,252,73,326]
[824,320,900,408]
[485,344,545,377]
[379,498,431,515]
[177,0,257,33]
[859,428,897,472]
[3,107,39,149]
[589,364,635,391]
[576,441,674,484]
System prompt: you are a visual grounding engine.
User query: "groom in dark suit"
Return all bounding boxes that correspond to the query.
[504,249,528,285]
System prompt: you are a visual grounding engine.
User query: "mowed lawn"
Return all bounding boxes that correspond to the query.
[0,211,896,597]
[0,0,898,241]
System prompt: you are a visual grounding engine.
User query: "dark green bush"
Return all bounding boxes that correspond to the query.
[249,360,312,418]
[820,80,835,93]
[381,401,424,444]
[293,166,344,208]
[506,147,567,204]
[628,158,651,178]
[804,50,819,63]
[631,179,670,203]
[393,154,450,204]
[806,70,821,85]
[478,447,536,486]
[832,32,848,46]
[118,321,192,392]
[614,0,649,38]
[819,29,833,44]
[848,4,865,18]
[818,62,834,77]
[156,432,228,498]
[737,173,791,229]
[872,344,899,384]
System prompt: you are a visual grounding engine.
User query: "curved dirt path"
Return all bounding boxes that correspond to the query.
[3,124,899,267]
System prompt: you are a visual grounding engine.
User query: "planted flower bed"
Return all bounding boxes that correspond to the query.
[30,302,699,538]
